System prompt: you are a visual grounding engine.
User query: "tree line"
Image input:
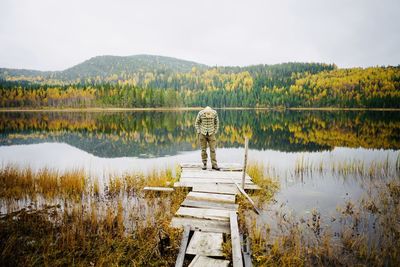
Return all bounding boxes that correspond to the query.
[1,63,399,108]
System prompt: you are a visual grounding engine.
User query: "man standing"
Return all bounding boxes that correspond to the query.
[195,106,220,170]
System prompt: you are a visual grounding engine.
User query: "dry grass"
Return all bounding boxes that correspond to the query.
[0,201,183,266]
[246,162,280,207]
[3,160,399,266]
[0,165,87,200]
[108,167,176,197]
[0,164,176,201]
[241,162,400,266]
[0,164,187,266]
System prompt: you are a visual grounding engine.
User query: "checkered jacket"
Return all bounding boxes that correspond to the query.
[195,109,219,135]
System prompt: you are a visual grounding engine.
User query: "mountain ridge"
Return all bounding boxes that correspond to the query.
[0,54,209,79]
[0,54,335,82]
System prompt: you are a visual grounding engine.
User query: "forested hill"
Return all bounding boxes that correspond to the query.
[0,55,208,82]
[0,55,336,92]
[0,54,399,108]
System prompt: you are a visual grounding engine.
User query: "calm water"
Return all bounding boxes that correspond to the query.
[1,110,399,218]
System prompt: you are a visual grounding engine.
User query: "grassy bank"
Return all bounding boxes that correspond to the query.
[0,165,186,266]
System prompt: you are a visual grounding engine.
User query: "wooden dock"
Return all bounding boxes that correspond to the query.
[172,162,259,267]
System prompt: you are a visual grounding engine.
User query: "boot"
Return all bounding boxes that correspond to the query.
[212,166,220,171]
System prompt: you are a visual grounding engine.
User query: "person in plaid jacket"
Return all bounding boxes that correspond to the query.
[195,106,220,170]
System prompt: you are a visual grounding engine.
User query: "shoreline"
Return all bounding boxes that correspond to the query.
[0,106,399,112]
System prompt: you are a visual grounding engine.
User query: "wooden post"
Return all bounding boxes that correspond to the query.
[175,226,190,267]
[242,137,249,189]
[230,212,244,267]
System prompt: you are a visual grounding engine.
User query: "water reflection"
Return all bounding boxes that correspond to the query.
[0,110,399,158]
[0,109,399,232]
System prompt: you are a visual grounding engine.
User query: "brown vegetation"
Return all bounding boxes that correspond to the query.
[0,165,186,266]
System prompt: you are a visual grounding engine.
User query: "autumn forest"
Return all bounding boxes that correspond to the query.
[1,55,399,108]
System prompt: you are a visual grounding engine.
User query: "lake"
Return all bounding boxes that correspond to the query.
[1,109,399,221]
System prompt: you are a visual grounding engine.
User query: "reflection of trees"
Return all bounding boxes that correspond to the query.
[0,111,399,158]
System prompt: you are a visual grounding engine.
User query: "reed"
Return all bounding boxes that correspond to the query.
[292,155,399,180]
[243,178,400,266]
[108,174,124,196]
[59,168,86,198]
[0,165,35,199]
[237,159,400,266]
[246,162,280,206]
[0,165,87,200]
[92,177,100,197]
[0,174,186,266]
[0,164,176,202]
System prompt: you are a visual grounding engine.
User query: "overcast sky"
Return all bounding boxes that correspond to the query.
[0,0,399,70]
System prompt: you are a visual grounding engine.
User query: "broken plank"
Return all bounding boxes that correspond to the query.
[230,212,243,267]
[176,207,231,221]
[187,191,236,203]
[181,199,238,211]
[175,226,190,267]
[171,217,230,233]
[231,180,261,215]
[186,231,224,256]
[188,255,230,267]
[143,186,174,192]
[192,184,238,195]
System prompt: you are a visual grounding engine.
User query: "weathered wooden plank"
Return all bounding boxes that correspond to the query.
[230,212,243,267]
[181,178,253,184]
[243,235,253,267]
[171,217,230,233]
[179,178,254,184]
[231,180,261,215]
[175,226,190,267]
[188,255,230,267]
[187,192,236,203]
[181,176,253,183]
[181,171,252,180]
[174,182,259,190]
[181,162,241,166]
[143,186,174,192]
[181,166,243,172]
[179,177,254,184]
[243,184,261,190]
[192,184,238,195]
[179,178,253,184]
[181,162,242,171]
[186,231,224,256]
[176,207,231,221]
[181,199,239,211]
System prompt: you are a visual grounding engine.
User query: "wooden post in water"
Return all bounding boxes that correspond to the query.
[241,137,249,189]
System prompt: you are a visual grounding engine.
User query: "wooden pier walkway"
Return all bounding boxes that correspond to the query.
[171,163,259,267]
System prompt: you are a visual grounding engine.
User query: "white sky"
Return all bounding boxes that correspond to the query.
[0,0,399,70]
